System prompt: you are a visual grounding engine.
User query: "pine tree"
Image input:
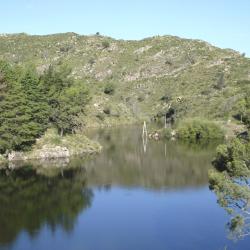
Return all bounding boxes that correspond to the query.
[0,80,32,152]
[0,63,50,153]
[20,69,50,133]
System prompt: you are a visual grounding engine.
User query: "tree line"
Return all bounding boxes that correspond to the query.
[0,61,90,154]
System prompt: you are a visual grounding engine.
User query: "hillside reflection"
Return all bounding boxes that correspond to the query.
[85,126,218,189]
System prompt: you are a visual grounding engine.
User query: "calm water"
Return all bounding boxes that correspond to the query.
[0,126,249,250]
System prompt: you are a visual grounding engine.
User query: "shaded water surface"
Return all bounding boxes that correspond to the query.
[0,126,249,250]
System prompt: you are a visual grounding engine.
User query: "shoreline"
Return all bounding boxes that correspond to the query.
[0,129,102,168]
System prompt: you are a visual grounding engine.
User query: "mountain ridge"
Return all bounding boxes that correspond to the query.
[0,32,246,55]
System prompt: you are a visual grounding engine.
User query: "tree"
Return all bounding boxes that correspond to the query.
[0,64,50,153]
[209,138,250,240]
[233,90,250,127]
[233,99,247,122]
[40,64,90,135]
[53,84,90,136]
[40,64,73,101]
[0,81,33,152]
[20,69,50,133]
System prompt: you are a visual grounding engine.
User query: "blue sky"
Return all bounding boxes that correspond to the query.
[1,0,250,55]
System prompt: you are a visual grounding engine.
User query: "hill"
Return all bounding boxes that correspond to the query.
[0,32,250,127]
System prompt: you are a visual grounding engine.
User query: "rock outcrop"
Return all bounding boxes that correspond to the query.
[8,145,71,161]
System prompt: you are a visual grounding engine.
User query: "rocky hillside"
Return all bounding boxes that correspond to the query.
[1,32,250,127]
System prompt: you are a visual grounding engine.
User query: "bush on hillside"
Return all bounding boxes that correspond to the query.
[233,90,250,127]
[96,113,105,121]
[103,107,111,115]
[104,83,115,95]
[177,119,225,141]
[102,41,110,49]
[214,72,225,90]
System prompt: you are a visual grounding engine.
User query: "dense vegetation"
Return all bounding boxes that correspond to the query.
[0,33,250,127]
[209,118,250,239]
[233,89,250,127]
[0,61,90,154]
[176,119,225,141]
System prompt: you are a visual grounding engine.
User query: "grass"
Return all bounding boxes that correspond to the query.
[28,128,102,158]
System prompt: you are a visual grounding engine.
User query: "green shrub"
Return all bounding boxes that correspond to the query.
[177,118,225,141]
[233,91,250,127]
[102,41,110,49]
[165,60,173,66]
[162,128,172,139]
[103,107,111,115]
[137,95,145,102]
[104,83,115,95]
[214,72,225,90]
[160,94,171,102]
[96,113,105,121]
[212,138,250,177]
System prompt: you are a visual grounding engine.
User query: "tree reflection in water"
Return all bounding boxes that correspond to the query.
[0,165,93,246]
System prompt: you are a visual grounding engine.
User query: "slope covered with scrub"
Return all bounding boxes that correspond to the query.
[0,32,250,127]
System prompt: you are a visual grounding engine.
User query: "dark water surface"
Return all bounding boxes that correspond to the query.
[0,126,249,250]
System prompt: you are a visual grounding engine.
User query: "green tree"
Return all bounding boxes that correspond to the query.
[0,80,34,152]
[40,64,73,102]
[40,65,90,136]
[20,69,50,133]
[53,84,90,136]
[209,138,250,240]
[0,63,49,153]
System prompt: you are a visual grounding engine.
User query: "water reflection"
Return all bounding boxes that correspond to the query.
[0,126,225,250]
[142,121,148,153]
[0,166,93,246]
[85,126,217,189]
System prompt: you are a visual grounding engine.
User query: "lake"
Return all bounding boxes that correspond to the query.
[0,126,249,250]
